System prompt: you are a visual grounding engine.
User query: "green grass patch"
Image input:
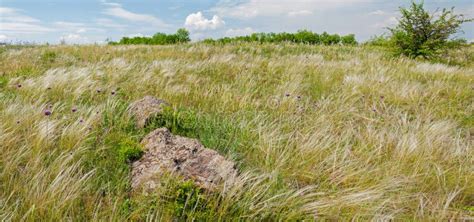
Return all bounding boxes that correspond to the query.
[146,106,254,165]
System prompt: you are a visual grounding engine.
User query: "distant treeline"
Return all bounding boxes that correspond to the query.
[202,30,357,45]
[109,29,357,46]
[109,28,191,45]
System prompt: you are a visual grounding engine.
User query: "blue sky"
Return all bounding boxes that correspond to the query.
[1,0,473,44]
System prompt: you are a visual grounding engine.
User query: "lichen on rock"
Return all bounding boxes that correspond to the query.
[131,127,237,191]
[128,96,168,128]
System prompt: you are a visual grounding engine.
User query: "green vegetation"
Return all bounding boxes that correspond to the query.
[110,28,190,45]
[388,1,471,59]
[203,30,357,45]
[118,138,143,162]
[0,41,473,220]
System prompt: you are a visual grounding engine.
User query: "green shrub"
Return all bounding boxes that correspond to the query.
[169,180,208,218]
[389,1,472,59]
[201,31,356,45]
[41,51,57,63]
[341,34,357,45]
[110,28,191,45]
[118,138,143,162]
[365,34,391,47]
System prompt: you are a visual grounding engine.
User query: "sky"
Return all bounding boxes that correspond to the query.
[0,0,473,44]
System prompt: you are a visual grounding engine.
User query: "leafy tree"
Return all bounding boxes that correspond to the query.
[110,29,191,45]
[295,30,319,44]
[176,28,190,43]
[341,34,357,45]
[389,1,472,59]
[203,31,356,45]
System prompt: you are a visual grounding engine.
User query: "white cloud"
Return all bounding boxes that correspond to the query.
[288,10,313,17]
[225,27,255,37]
[52,21,103,34]
[0,7,53,34]
[1,22,54,34]
[54,21,86,28]
[373,16,398,29]
[185,12,225,31]
[127,33,150,38]
[0,7,40,23]
[101,1,169,27]
[0,34,8,42]
[368,10,386,16]
[211,0,371,19]
[59,34,88,44]
[95,18,127,29]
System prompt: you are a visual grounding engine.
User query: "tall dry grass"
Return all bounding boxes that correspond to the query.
[0,43,472,220]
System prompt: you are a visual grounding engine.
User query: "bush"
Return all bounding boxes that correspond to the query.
[169,180,208,219]
[341,34,357,45]
[41,51,57,63]
[364,35,391,47]
[118,138,143,162]
[110,28,191,45]
[201,31,356,46]
[389,1,472,59]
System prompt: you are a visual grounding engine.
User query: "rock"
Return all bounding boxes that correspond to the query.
[128,96,168,128]
[131,128,237,191]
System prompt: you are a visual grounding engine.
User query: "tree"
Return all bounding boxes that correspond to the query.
[176,28,190,43]
[341,34,357,45]
[389,1,472,59]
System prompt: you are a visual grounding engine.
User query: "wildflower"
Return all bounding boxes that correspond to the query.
[79,119,84,123]
[96,89,102,93]
[296,95,301,99]
[47,87,51,90]
[17,84,22,88]
[44,110,52,116]
[72,107,77,113]
[380,96,385,100]
[285,93,290,97]
[16,120,20,124]
[111,90,116,95]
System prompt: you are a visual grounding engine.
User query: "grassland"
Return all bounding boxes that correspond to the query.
[0,43,473,221]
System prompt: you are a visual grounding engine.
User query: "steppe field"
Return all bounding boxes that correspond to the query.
[0,43,473,220]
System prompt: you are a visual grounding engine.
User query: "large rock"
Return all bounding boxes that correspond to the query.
[131,128,237,191]
[128,96,168,128]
